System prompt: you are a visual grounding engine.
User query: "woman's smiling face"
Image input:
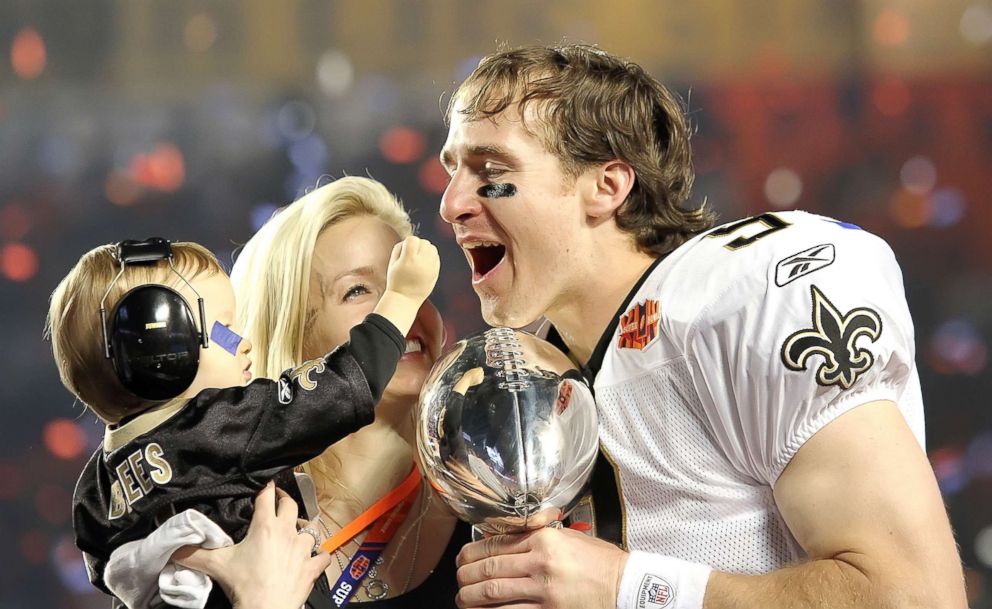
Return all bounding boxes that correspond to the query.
[302,214,444,402]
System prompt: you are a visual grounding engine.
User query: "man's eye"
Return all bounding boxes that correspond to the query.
[481,167,507,180]
[343,285,371,301]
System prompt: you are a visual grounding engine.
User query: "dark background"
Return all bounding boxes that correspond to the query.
[1,1,990,606]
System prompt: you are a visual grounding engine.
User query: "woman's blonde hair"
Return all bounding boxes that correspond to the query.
[231,177,412,506]
[231,176,412,380]
[46,242,222,423]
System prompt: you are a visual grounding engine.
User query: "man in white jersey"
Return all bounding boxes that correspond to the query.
[439,45,966,609]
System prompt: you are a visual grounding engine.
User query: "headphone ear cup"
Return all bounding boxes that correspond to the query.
[110,285,201,401]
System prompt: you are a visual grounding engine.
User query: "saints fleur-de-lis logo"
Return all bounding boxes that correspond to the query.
[781,285,883,389]
[289,359,325,391]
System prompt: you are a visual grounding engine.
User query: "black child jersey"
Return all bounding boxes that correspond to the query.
[72,313,405,599]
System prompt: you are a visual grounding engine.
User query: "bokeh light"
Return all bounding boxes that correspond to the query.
[11,27,46,80]
[317,50,355,98]
[52,534,93,593]
[966,431,992,478]
[960,1,992,46]
[43,419,87,461]
[276,100,317,142]
[380,127,426,164]
[976,525,992,568]
[930,446,968,495]
[764,167,803,208]
[419,157,450,194]
[929,319,988,375]
[928,187,966,227]
[288,134,330,176]
[1,202,33,240]
[872,78,911,117]
[873,9,910,46]
[105,170,142,206]
[900,156,937,195]
[888,189,929,229]
[130,143,186,193]
[185,13,218,53]
[1,242,39,282]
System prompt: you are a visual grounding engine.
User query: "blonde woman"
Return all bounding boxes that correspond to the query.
[231,176,468,607]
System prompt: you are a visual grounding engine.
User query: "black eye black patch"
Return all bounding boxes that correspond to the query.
[477,183,517,198]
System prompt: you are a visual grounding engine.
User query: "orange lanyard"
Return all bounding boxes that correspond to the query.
[319,464,421,554]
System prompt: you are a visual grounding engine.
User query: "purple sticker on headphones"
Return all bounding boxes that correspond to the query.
[210,321,243,355]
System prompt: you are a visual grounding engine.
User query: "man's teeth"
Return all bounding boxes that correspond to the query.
[463,241,501,249]
[404,339,422,354]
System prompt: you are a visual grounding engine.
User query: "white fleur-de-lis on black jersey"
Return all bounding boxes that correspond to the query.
[781,286,883,389]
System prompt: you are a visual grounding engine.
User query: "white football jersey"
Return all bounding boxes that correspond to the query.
[590,210,924,574]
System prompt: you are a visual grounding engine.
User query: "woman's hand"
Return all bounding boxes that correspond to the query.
[173,482,331,609]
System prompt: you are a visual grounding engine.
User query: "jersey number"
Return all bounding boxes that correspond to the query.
[706,213,791,250]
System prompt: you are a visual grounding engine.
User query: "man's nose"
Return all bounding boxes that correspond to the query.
[439,172,482,225]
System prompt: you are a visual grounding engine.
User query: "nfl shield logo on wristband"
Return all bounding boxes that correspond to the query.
[637,574,675,609]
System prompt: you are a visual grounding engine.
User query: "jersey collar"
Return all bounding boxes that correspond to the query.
[546,255,665,384]
[103,400,187,454]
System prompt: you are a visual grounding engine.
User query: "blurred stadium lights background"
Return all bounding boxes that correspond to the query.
[1,0,990,606]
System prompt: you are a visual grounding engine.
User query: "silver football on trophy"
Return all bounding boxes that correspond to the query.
[416,327,598,535]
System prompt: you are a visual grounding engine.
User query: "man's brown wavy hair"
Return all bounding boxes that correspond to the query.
[448,44,715,257]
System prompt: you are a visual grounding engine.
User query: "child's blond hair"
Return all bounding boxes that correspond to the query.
[45,242,223,423]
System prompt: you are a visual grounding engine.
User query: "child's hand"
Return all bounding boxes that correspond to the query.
[384,236,440,304]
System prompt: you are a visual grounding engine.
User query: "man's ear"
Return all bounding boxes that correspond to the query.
[585,160,636,221]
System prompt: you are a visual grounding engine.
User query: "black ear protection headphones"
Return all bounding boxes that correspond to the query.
[99,238,210,401]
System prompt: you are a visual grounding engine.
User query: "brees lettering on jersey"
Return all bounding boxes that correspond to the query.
[108,442,173,520]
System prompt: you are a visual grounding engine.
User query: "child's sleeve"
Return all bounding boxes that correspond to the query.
[234,313,405,477]
[344,313,407,403]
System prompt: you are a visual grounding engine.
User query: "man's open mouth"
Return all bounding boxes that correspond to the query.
[464,241,506,280]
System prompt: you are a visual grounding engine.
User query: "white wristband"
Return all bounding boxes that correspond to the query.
[616,551,712,609]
